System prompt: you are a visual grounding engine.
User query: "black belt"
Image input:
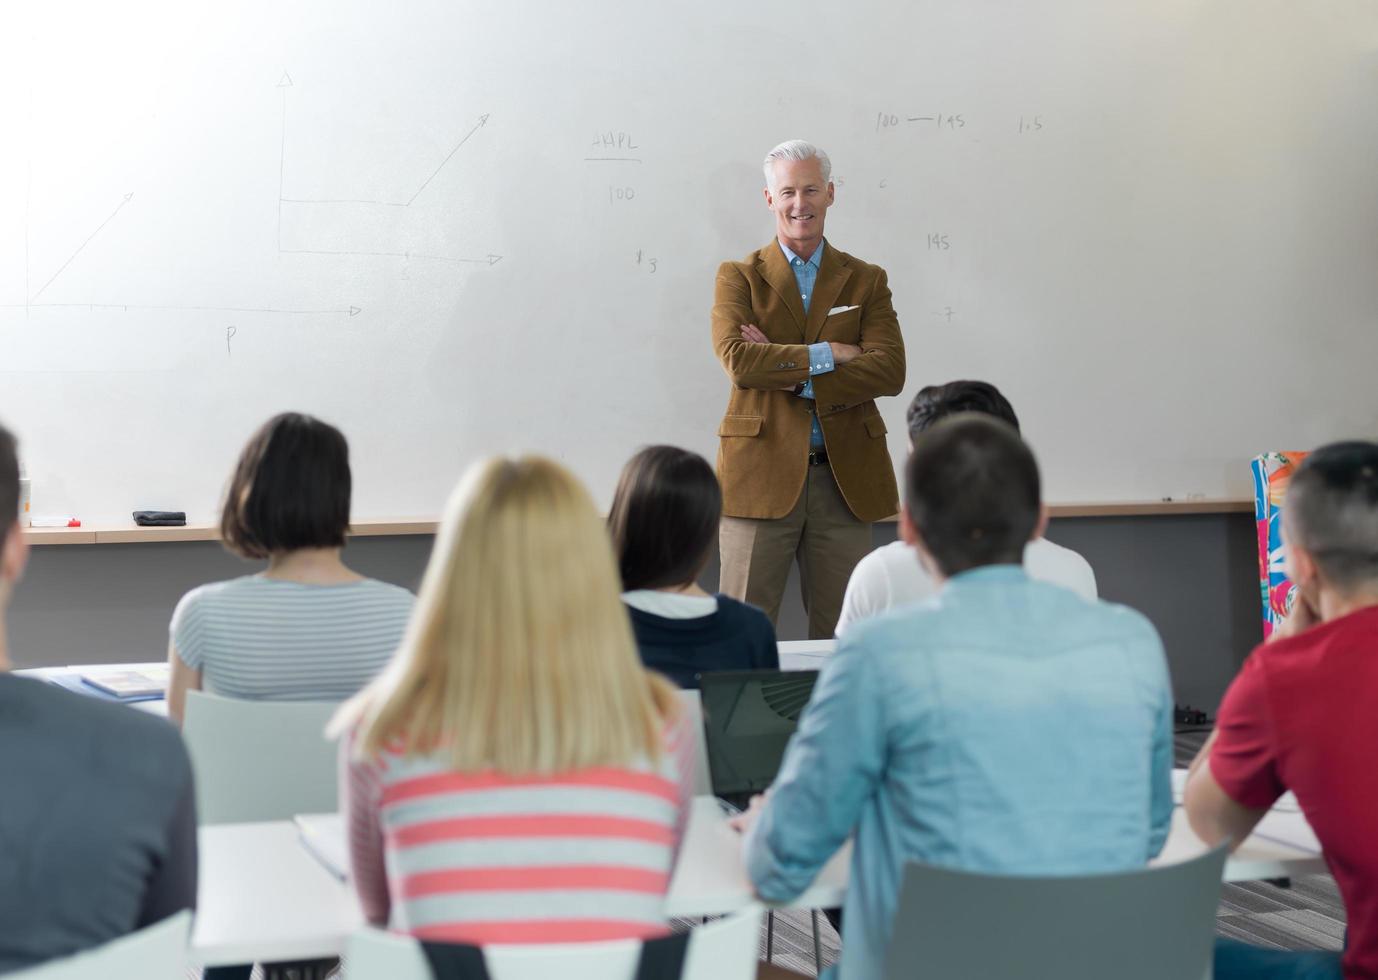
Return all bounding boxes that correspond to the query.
[808,450,829,467]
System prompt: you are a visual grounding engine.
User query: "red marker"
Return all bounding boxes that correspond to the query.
[30,516,82,528]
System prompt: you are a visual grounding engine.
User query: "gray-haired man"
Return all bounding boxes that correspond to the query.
[710,140,906,638]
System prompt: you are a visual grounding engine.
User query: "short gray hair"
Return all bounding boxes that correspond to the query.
[1286,440,1378,591]
[763,140,832,191]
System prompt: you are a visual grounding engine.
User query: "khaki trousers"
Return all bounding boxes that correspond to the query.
[719,465,873,640]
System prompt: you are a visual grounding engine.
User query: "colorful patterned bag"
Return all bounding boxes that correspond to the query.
[1251,452,1309,638]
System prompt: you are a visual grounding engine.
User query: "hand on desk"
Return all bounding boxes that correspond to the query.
[728,791,770,834]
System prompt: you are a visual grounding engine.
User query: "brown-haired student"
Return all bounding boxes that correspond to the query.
[609,446,778,688]
[165,412,414,723]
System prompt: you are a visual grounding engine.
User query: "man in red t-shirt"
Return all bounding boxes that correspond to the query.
[1186,441,1378,980]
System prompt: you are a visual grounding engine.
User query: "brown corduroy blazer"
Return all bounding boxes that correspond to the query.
[711,240,906,523]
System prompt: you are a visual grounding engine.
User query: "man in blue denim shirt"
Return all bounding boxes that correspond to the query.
[734,416,1174,979]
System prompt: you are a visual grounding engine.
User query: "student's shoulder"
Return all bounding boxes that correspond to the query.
[1030,535,1086,562]
[841,592,945,656]
[1028,537,1097,592]
[1068,592,1162,650]
[174,574,268,611]
[6,675,189,769]
[856,540,920,579]
[352,577,417,609]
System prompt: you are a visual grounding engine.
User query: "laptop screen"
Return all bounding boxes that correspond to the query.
[697,669,820,797]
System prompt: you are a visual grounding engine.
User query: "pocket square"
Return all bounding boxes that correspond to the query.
[827,305,860,316]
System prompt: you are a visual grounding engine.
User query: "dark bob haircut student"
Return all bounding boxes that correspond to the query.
[220,412,352,560]
[906,414,1041,576]
[609,446,722,592]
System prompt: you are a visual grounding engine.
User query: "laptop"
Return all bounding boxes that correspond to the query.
[696,668,819,812]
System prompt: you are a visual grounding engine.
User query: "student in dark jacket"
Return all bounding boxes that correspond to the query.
[0,421,197,973]
[609,446,779,688]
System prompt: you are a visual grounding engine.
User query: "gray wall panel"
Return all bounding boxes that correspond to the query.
[12,515,1261,713]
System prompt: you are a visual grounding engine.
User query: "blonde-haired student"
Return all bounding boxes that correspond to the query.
[333,456,696,944]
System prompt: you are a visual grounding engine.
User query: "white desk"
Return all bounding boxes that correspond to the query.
[666,798,850,916]
[778,639,835,673]
[13,663,168,717]
[663,796,1328,918]
[194,822,363,967]
[188,795,1328,965]
[1153,809,1327,881]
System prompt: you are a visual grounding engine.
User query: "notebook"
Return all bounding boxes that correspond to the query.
[80,664,170,699]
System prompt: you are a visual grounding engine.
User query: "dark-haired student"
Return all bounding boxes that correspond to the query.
[731,416,1174,980]
[609,446,778,688]
[1186,441,1378,980]
[166,412,414,723]
[837,380,1096,635]
[0,422,197,973]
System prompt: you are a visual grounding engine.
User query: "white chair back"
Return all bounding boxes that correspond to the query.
[8,910,190,980]
[345,904,763,980]
[183,690,340,824]
[675,688,714,796]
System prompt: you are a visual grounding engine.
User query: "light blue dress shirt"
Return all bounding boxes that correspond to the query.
[745,565,1174,980]
[777,239,834,450]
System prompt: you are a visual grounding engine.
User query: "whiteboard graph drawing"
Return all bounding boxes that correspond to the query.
[29,192,134,303]
[275,73,502,267]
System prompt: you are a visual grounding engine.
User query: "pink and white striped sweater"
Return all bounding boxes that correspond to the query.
[341,718,696,945]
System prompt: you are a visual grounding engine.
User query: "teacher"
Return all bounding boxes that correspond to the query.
[712,140,906,639]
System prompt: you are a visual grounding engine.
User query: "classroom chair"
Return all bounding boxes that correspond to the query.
[882,845,1228,980]
[344,904,763,980]
[7,911,190,980]
[675,688,714,796]
[183,690,340,824]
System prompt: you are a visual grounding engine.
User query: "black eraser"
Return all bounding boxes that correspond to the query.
[133,511,188,527]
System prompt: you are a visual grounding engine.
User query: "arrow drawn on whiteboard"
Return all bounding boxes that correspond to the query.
[279,247,501,265]
[273,75,499,265]
[405,113,490,205]
[4,301,363,317]
[30,193,135,301]
[277,74,491,210]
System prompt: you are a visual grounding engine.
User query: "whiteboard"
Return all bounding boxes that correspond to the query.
[3,0,1377,521]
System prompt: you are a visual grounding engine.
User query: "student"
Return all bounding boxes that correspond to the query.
[0,422,196,973]
[609,445,778,688]
[836,380,1096,636]
[166,412,414,723]
[1186,441,1378,980]
[733,416,1173,980]
[334,456,698,945]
